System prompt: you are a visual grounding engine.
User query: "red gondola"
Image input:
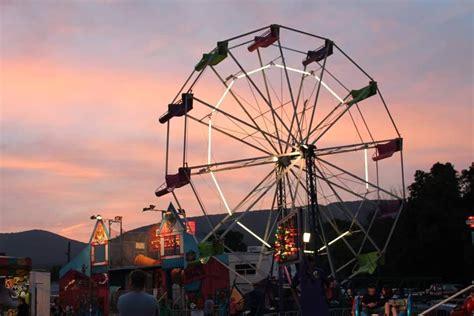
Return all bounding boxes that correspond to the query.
[373,138,402,161]
[248,25,279,52]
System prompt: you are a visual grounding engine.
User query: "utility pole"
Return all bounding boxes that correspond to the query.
[65,241,71,263]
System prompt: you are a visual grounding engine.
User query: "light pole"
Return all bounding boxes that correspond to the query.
[108,216,123,266]
[143,204,185,215]
[89,214,102,316]
[91,214,123,266]
[142,204,162,212]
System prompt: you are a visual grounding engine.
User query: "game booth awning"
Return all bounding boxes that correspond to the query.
[0,256,32,277]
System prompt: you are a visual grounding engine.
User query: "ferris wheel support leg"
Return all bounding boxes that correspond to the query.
[258,188,279,270]
[276,166,287,313]
[301,145,330,316]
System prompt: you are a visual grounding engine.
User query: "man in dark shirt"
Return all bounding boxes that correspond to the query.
[17,297,29,316]
[118,270,160,316]
[361,284,378,314]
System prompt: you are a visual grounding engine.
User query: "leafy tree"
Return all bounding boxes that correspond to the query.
[383,162,473,282]
[50,265,61,282]
[460,164,473,206]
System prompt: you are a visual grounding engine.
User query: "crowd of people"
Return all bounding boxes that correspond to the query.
[0,278,29,316]
[359,284,408,316]
[3,267,473,315]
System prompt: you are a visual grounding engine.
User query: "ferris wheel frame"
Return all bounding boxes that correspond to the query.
[155,24,406,285]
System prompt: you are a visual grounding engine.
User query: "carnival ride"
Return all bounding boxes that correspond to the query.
[155,24,405,306]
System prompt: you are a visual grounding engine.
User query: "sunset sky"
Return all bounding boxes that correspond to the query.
[1,1,473,242]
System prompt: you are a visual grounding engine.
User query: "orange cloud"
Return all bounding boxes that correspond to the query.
[1,155,108,178]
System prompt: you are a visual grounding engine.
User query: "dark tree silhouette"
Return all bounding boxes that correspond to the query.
[382,162,473,282]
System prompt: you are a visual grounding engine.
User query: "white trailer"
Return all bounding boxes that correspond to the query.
[29,271,50,316]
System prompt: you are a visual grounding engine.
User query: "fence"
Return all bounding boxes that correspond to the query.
[140,308,352,316]
[418,283,473,316]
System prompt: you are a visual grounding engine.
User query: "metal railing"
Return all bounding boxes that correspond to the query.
[153,308,351,316]
[419,283,473,316]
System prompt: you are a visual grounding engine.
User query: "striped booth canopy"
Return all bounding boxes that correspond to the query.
[0,256,32,277]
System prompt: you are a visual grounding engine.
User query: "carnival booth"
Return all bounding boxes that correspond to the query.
[132,203,230,311]
[0,256,31,314]
[59,217,110,315]
[61,204,231,314]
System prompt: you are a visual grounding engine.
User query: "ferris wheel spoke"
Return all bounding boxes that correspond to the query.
[187,114,272,155]
[319,209,358,257]
[210,155,302,246]
[170,191,199,244]
[190,156,274,175]
[186,180,219,239]
[355,201,382,257]
[222,24,272,43]
[170,69,197,104]
[333,43,374,81]
[284,69,308,152]
[377,86,402,138]
[206,115,275,151]
[257,49,283,153]
[309,82,380,144]
[279,25,328,41]
[313,164,382,253]
[301,168,359,259]
[208,67,281,152]
[265,69,298,145]
[221,176,277,240]
[201,168,276,244]
[314,138,400,157]
[219,180,277,249]
[209,122,270,145]
[306,96,350,144]
[307,59,377,144]
[305,43,331,144]
[228,50,294,141]
[317,157,402,200]
[269,63,347,142]
[277,37,303,142]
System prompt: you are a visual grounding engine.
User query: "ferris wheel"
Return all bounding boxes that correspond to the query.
[155,24,405,284]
